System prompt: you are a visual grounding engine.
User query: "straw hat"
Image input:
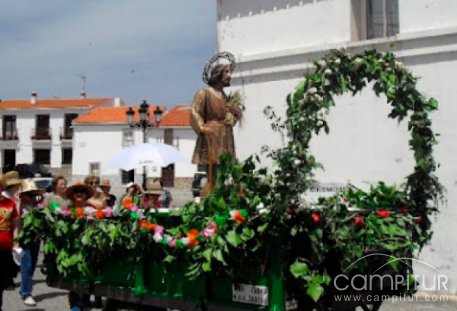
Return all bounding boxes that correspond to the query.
[20,179,45,196]
[143,180,163,195]
[66,181,95,199]
[2,171,22,187]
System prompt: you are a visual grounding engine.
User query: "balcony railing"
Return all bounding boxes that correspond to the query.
[0,131,18,141]
[31,128,52,140]
[60,127,73,140]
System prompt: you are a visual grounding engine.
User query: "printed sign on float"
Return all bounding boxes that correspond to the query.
[232,283,268,306]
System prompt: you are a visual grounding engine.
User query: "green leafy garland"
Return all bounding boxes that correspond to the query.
[264,48,443,233]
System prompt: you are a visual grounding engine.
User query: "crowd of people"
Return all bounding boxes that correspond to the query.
[0,172,173,310]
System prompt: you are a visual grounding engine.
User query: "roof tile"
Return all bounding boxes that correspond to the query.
[74,105,166,124]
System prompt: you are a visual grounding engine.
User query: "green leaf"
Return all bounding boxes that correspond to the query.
[226,230,242,247]
[203,248,212,261]
[202,261,212,272]
[307,283,324,302]
[213,249,227,265]
[290,261,309,278]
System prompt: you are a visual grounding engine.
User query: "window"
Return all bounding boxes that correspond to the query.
[122,130,134,147]
[89,162,100,177]
[164,129,173,145]
[62,148,72,165]
[351,0,399,40]
[35,114,50,139]
[367,0,399,39]
[121,169,134,184]
[34,149,50,165]
[2,115,17,140]
[62,113,78,139]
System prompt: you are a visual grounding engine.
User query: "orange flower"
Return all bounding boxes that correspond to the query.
[123,198,133,209]
[76,208,85,218]
[233,211,246,224]
[187,228,200,246]
[147,223,157,232]
[96,210,105,220]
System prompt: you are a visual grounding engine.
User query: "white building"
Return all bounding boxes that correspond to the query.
[0,92,121,177]
[72,104,197,193]
[217,0,457,293]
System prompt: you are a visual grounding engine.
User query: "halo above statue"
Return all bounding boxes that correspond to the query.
[202,51,236,84]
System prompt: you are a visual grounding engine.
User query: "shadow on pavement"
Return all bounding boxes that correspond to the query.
[34,290,67,302]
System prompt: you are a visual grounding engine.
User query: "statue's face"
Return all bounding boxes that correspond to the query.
[221,66,231,87]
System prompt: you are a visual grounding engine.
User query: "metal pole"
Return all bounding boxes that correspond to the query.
[142,124,147,190]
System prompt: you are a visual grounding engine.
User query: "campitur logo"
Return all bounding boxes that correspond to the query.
[333,253,449,292]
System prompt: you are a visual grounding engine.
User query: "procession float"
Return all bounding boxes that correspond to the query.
[19,48,443,311]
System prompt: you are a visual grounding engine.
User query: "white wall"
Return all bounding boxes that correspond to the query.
[217,0,351,56]
[0,107,92,169]
[73,125,198,188]
[218,0,457,294]
[400,0,457,34]
[170,128,199,177]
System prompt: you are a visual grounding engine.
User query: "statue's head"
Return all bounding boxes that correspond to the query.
[208,64,231,87]
[203,51,236,87]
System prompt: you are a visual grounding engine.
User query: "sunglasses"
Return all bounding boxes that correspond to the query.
[74,189,88,195]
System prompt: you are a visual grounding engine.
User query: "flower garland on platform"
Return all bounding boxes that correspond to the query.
[46,198,249,250]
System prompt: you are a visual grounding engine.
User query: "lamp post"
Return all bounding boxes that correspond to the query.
[126,100,163,190]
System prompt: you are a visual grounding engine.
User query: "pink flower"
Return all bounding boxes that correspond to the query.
[103,207,113,218]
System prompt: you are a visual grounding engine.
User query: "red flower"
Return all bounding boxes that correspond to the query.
[400,207,409,214]
[415,216,423,223]
[376,210,390,218]
[311,213,320,224]
[96,210,105,220]
[233,211,246,224]
[354,216,364,226]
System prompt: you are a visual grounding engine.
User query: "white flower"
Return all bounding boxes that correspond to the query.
[308,87,317,94]
[354,57,364,65]
[324,68,333,75]
[256,202,265,210]
[319,60,326,67]
[258,208,269,215]
[333,58,341,65]
[395,60,405,69]
[153,233,163,243]
[294,159,301,165]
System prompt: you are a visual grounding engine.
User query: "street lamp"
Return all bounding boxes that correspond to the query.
[126,100,163,190]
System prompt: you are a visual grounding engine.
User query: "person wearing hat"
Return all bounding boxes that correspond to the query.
[66,182,95,208]
[0,176,19,311]
[65,182,96,310]
[1,170,22,208]
[0,171,22,291]
[190,52,243,190]
[100,179,116,208]
[118,182,141,209]
[141,178,173,209]
[18,179,45,306]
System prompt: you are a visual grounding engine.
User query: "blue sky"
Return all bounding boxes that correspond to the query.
[0,0,217,107]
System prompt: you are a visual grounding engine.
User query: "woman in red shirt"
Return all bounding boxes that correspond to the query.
[0,178,19,311]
